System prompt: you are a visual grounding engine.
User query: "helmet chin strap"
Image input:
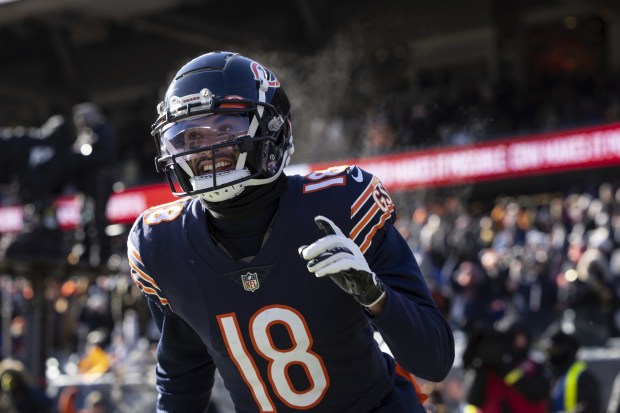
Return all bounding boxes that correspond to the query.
[192,168,251,202]
[191,150,250,202]
[200,183,246,202]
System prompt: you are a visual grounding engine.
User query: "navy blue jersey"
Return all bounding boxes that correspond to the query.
[127,165,454,413]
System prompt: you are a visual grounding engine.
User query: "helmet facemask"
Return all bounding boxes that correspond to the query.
[153,96,292,202]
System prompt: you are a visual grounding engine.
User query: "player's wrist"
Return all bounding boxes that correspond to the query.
[364,290,387,315]
[352,271,385,307]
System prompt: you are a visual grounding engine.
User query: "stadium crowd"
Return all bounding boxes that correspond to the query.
[397,185,620,345]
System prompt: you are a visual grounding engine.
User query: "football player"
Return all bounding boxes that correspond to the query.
[128,51,454,413]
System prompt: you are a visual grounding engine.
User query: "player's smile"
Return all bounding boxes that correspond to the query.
[190,147,239,175]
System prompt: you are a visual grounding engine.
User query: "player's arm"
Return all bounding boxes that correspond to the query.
[148,300,216,413]
[127,222,215,413]
[300,215,453,381]
[357,221,454,381]
[299,167,454,382]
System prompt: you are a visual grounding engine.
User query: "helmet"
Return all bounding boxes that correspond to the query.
[152,51,293,202]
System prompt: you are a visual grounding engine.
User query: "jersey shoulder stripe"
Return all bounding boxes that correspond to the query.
[357,203,394,254]
[127,238,172,311]
[298,165,395,254]
[351,175,379,218]
[346,166,395,254]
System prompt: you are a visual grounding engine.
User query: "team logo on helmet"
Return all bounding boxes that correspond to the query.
[251,62,280,91]
[241,272,260,292]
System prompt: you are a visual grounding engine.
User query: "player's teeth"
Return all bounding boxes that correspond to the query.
[201,160,231,173]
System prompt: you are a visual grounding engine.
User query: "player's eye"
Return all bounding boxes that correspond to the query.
[187,131,205,146]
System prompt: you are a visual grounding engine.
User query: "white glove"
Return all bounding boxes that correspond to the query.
[298,215,385,307]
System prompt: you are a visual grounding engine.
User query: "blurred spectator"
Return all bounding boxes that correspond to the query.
[77,277,114,351]
[561,226,618,345]
[544,331,601,413]
[510,229,560,339]
[449,261,491,332]
[418,214,450,293]
[1,114,73,260]
[70,102,118,268]
[461,322,552,413]
[0,359,53,413]
[0,102,117,266]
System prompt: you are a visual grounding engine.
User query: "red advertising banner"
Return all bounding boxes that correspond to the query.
[310,121,620,191]
[1,122,619,232]
[104,183,177,225]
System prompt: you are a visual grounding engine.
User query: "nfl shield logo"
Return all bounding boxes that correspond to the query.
[241,272,260,292]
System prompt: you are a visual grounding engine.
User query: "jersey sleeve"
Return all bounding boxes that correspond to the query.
[345,165,455,382]
[127,218,173,312]
[127,214,216,413]
[148,300,215,413]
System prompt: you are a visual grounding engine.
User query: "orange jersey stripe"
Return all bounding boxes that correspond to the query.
[351,176,378,217]
[127,242,143,265]
[350,203,380,241]
[127,254,160,288]
[359,205,394,254]
[394,363,429,404]
[128,264,170,307]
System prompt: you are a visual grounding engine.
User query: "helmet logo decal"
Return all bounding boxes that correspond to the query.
[250,62,280,90]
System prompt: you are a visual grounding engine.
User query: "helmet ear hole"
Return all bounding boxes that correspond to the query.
[248,140,276,177]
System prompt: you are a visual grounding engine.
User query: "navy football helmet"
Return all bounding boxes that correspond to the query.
[152,51,293,202]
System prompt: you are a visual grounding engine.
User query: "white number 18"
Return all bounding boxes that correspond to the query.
[217,305,330,412]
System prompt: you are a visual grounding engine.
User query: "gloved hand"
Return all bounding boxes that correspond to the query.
[298,215,386,307]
